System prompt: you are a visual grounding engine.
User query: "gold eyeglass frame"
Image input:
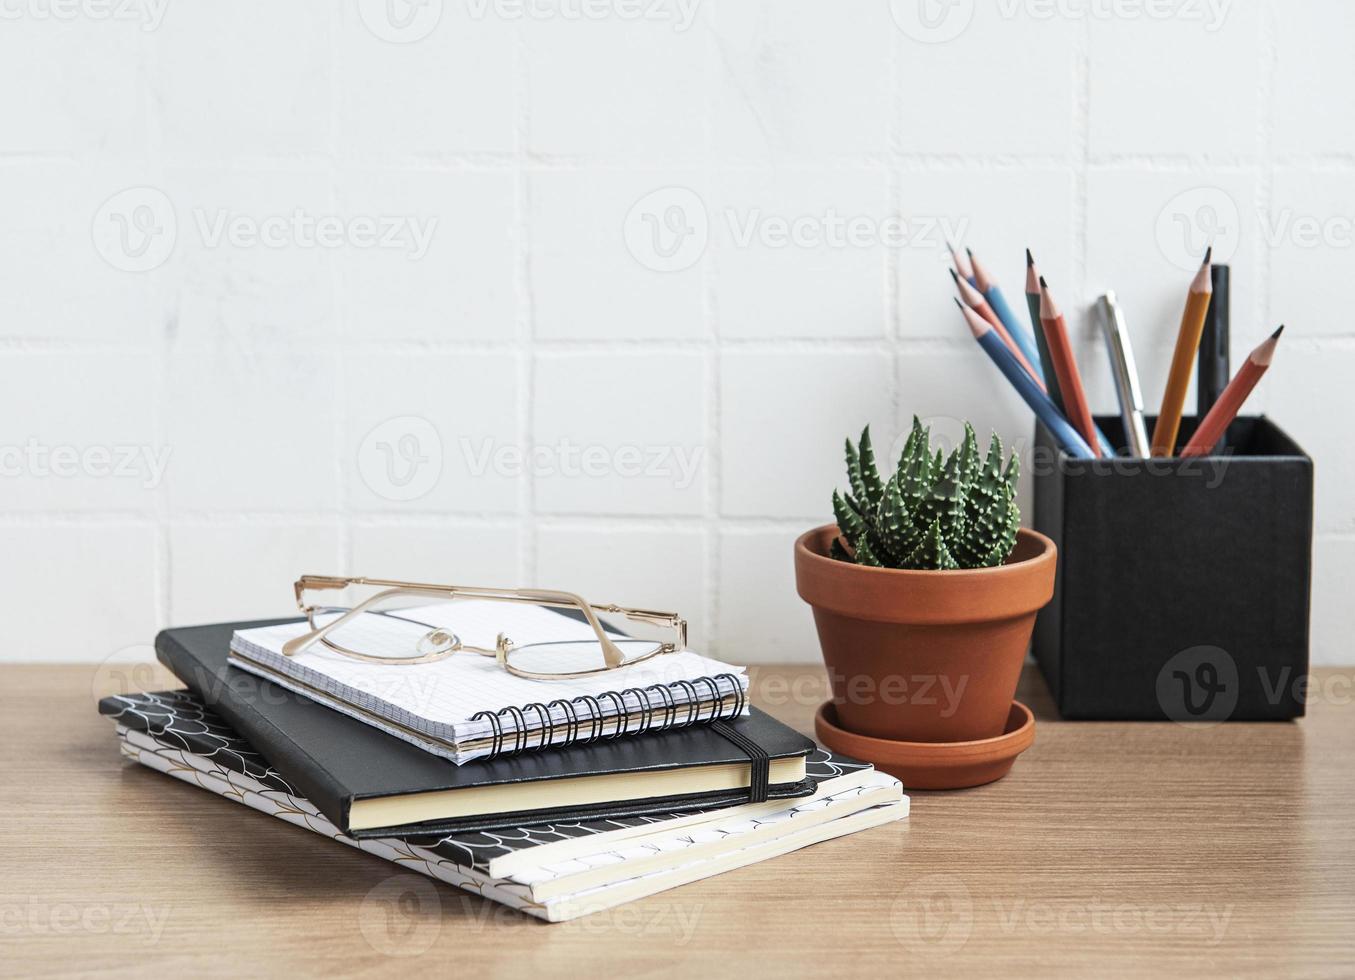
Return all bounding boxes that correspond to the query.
[282,575,688,681]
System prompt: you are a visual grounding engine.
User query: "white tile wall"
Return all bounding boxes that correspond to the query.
[2,0,1352,665]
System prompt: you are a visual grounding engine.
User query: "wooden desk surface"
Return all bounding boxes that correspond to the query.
[3,662,1353,978]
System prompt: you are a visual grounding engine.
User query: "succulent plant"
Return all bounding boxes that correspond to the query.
[831,418,1020,571]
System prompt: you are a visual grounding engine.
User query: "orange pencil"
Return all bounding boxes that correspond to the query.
[1180,326,1284,458]
[1151,248,1214,456]
[1038,276,1102,458]
[951,268,1046,390]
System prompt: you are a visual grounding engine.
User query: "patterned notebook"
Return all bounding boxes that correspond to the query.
[100,689,894,878]
[108,698,907,922]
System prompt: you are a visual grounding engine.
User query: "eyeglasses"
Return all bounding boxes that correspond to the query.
[282,575,688,681]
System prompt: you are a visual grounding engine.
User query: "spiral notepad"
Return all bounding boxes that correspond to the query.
[228,601,749,765]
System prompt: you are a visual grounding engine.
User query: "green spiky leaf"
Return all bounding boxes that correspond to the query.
[857,426,886,509]
[832,489,869,553]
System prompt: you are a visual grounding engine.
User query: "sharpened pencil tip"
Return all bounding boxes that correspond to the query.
[1203,245,1212,265]
[1038,275,1048,289]
[1025,247,1034,267]
[1271,324,1285,339]
[954,297,965,310]
[948,267,960,284]
[965,246,975,259]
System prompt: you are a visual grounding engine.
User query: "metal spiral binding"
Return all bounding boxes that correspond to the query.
[469,672,745,760]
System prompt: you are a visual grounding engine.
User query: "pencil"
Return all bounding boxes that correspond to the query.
[968,247,1044,373]
[1038,276,1103,458]
[951,268,1046,389]
[956,300,1094,459]
[948,240,975,285]
[1025,249,1061,405]
[1180,326,1284,458]
[1151,248,1214,456]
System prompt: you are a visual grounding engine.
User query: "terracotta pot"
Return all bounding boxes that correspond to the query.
[794,524,1056,743]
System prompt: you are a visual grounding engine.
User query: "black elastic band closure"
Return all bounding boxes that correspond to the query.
[709,719,771,803]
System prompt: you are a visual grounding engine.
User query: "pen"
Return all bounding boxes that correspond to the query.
[1197,263,1231,418]
[1096,292,1151,458]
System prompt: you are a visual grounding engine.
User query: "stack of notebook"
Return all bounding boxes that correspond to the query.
[100,603,906,922]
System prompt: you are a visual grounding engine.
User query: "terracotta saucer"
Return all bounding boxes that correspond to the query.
[814,700,1035,790]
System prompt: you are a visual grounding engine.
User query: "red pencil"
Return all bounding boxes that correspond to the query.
[951,268,1046,390]
[1180,326,1285,458]
[1038,277,1102,458]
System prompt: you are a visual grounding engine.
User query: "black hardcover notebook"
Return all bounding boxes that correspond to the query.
[154,620,815,838]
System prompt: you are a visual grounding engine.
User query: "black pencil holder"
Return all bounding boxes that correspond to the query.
[1031,415,1313,722]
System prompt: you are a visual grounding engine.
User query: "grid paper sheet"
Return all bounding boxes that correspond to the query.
[229,600,748,763]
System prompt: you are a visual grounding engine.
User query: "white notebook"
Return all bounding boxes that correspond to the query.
[116,724,906,923]
[228,600,748,765]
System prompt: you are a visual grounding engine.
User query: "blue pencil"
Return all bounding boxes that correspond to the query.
[956,299,1095,459]
[968,247,1044,373]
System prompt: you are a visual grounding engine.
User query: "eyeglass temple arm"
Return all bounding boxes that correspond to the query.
[595,605,687,651]
[282,585,428,657]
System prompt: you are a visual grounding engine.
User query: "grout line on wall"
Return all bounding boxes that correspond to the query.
[514,13,538,588]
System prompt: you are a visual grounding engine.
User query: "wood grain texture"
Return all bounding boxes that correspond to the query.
[3,662,1353,978]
